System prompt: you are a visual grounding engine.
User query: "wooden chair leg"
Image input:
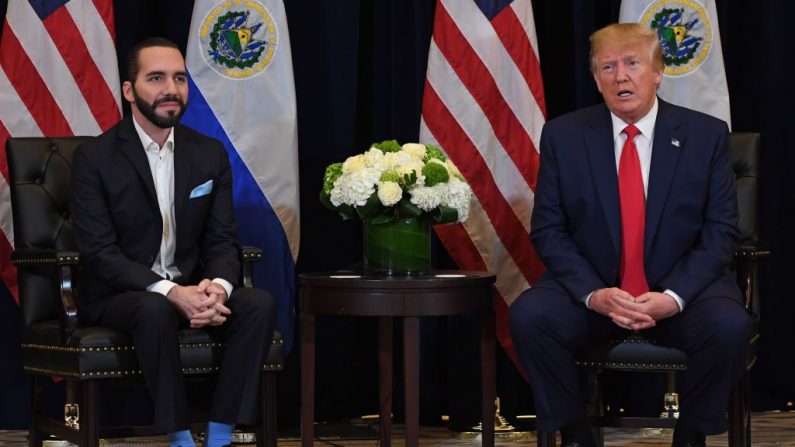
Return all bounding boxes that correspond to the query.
[536,429,556,447]
[28,376,45,447]
[728,372,751,447]
[257,372,277,447]
[79,380,99,447]
[584,370,604,447]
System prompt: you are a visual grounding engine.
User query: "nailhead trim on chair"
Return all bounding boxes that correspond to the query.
[576,360,687,369]
[242,252,262,260]
[12,253,80,265]
[22,338,285,378]
[25,362,284,378]
[22,338,283,353]
[22,343,136,352]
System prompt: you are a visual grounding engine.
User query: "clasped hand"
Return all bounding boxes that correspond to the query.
[166,279,231,328]
[589,288,679,331]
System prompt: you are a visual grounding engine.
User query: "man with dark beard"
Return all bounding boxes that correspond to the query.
[70,37,276,447]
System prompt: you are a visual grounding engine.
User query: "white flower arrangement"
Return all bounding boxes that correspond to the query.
[321,140,472,224]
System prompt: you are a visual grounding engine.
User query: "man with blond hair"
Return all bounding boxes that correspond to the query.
[510,23,749,447]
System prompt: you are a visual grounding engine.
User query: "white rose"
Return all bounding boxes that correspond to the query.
[444,159,463,179]
[402,143,427,160]
[377,181,403,206]
[342,154,366,173]
[363,147,385,167]
[396,159,424,180]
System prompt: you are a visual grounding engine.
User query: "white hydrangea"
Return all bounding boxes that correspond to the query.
[330,167,380,207]
[377,181,403,206]
[442,177,472,222]
[402,143,426,160]
[409,184,446,211]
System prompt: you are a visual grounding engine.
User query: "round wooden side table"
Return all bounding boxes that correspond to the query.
[299,270,496,447]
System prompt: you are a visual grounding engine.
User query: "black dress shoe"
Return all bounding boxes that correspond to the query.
[560,420,596,447]
[672,418,706,447]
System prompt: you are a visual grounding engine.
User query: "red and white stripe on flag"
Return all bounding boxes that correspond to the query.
[419,0,546,371]
[0,0,121,303]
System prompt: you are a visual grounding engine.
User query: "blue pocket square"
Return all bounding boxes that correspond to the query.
[189,180,213,198]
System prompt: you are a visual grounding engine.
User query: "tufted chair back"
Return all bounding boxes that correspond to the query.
[730,132,760,244]
[6,137,88,329]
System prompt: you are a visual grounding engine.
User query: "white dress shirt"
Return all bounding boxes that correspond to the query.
[584,98,685,312]
[132,116,233,300]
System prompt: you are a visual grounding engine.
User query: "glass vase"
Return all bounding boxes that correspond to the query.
[363,217,431,275]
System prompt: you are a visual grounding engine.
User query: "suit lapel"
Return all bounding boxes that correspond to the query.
[585,105,622,257]
[117,117,158,208]
[645,100,684,254]
[173,125,192,222]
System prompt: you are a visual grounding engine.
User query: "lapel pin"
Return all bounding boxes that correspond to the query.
[671,138,680,148]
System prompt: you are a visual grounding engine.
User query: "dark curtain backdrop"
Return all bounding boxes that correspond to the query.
[1,0,793,431]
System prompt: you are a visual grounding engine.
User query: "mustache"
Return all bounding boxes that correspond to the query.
[154,95,184,107]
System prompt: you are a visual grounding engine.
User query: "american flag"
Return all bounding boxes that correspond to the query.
[0,0,121,303]
[419,0,546,367]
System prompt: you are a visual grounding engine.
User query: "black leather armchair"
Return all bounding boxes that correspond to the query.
[6,136,284,447]
[536,132,767,447]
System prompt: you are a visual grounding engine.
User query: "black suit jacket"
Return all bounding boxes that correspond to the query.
[70,115,241,322]
[530,99,742,304]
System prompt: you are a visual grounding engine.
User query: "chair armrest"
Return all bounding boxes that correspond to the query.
[11,249,79,342]
[11,249,80,266]
[240,246,263,288]
[734,242,771,261]
[733,241,770,314]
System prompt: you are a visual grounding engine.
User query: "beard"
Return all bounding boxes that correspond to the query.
[132,87,186,129]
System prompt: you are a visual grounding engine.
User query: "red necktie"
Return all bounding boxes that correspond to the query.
[618,125,649,296]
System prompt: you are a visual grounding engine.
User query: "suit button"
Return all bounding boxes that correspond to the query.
[146,256,154,264]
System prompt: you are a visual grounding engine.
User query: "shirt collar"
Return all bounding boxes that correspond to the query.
[131,114,175,153]
[610,96,658,141]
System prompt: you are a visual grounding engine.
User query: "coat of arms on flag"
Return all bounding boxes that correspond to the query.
[639,0,713,77]
[198,0,279,79]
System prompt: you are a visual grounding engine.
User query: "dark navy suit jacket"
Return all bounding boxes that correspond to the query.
[530,99,741,305]
[70,115,241,322]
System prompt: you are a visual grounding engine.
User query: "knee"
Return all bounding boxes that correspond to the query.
[130,293,179,330]
[509,290,550,341]
[703,310,752,350]
[231,288,276,325]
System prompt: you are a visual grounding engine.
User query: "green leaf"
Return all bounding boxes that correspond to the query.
[355,192,382,219]
[397,200,422,218]
[430,205,459,224]
[369,214,393,225]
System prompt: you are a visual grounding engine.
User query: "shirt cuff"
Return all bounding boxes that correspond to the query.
[663,289,685,312]
[583,291,595,309]
[147,279,178,297]
[212,278,234,302]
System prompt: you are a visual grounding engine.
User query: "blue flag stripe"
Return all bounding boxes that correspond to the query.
[182,74,295,352]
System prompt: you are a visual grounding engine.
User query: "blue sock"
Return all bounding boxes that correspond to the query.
[205,421,234,447]
[168,429,196,447]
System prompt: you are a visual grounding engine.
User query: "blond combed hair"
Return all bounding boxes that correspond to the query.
[589,23,664,73]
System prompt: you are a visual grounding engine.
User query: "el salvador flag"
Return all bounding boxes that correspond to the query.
[182,0,299,351]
